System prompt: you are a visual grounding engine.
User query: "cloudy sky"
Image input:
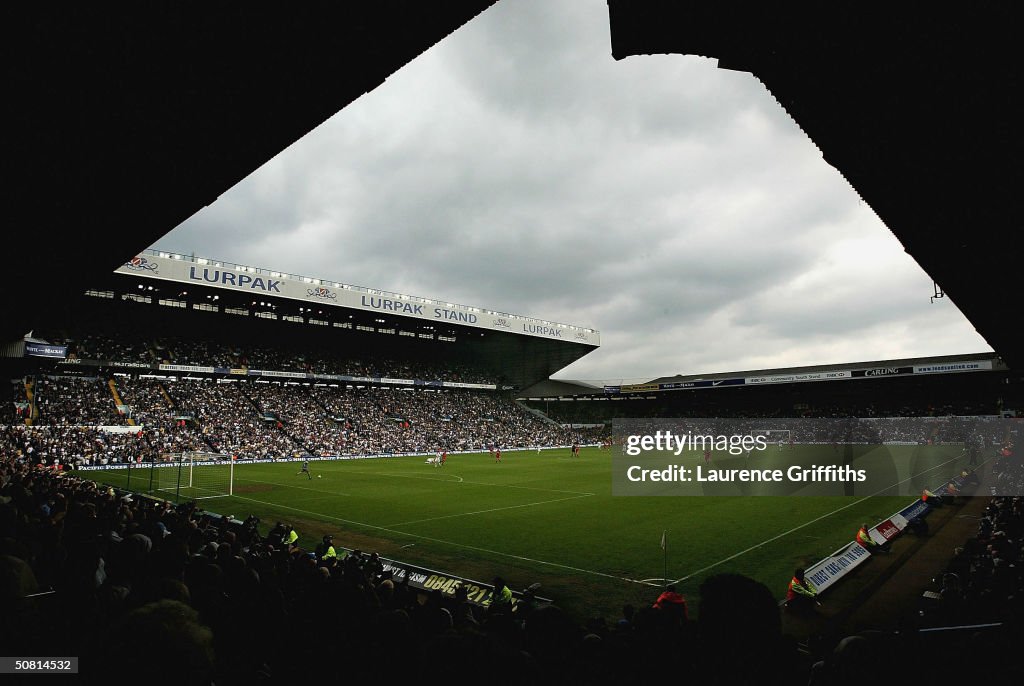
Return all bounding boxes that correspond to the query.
[151,0,991,384]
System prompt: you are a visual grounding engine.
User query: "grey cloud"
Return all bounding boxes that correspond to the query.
[154,0,991,381]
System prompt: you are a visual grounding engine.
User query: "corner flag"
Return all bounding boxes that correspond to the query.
[661,530,668,586]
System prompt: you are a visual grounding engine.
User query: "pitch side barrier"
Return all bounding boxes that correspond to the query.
[801,499,929,595]
[801,467,975,596]
[77,487,552,612]
[609,416,1020,599]
[73,445,599,471]
[219,523,554,611]
[336,546,552,611]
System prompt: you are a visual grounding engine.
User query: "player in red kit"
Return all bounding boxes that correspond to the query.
[494,447,501,463]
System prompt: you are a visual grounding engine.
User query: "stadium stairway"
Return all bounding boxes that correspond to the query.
[24,378,36,425]
[279,423,313,455]
[157,382,174,409]
[516,400,561,427]
[108,378,135,426]
[781,494,989,643]
[240,388,263,414]
[310,394,331,416]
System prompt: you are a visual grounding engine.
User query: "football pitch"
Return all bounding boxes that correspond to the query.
[83,446,962,620]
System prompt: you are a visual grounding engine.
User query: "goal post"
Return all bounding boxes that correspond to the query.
[156,452,234,500]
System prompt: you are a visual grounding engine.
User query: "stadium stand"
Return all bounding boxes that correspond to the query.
[0,459,808,684]
[5,459,1018,683]
[36,330,501,386]
[9,371,590,467]
[6,308,1022,686]
[8,3,1021,682]
[5,359,1023,684]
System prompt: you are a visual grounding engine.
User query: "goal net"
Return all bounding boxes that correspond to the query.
[157,452,234,500]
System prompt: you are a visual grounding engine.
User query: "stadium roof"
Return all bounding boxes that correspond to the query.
[114,249,599,346]
[525,351,1005,398]
[26,255,596,390]
[5,3,1021,379]
[644,352,1008,388]
[3,1,498,345]
[607,2,1023,370]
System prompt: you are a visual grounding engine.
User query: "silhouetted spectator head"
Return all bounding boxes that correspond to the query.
[0,554,38,601]
[697,573,787,683]
[699,573,780,642]
[524,604,577,669]
[377,578,395,605]
[831,635,873,683]
[101,599,214,686]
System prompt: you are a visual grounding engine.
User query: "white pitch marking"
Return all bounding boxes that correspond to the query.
[233,476,350,497]
[340,469,593,496]
[668,449,982,585]
[229,493,655,586]
[385,493,595,527]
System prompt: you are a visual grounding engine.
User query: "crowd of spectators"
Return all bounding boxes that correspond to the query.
[0,424,152,467]
[0,456,820,685]
[4,385,1023,682]
[32,332,152,363]
[9,376,589,465]
[171,380,302,461]
[34,377,127,427]
[13,374,1021,471]
[918,495,1024,629]
[153,337,237,368]
[302,385,574,455]
[34,330,498,384]
[116,378,211,456]
[797,491,1024,683]
[76,333,153,363]
[7,455,1019,684]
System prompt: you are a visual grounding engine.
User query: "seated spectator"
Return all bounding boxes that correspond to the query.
[489,575,513,617]
[314,534,337,562]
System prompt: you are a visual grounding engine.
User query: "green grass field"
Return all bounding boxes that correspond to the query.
[81,445,966,621]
